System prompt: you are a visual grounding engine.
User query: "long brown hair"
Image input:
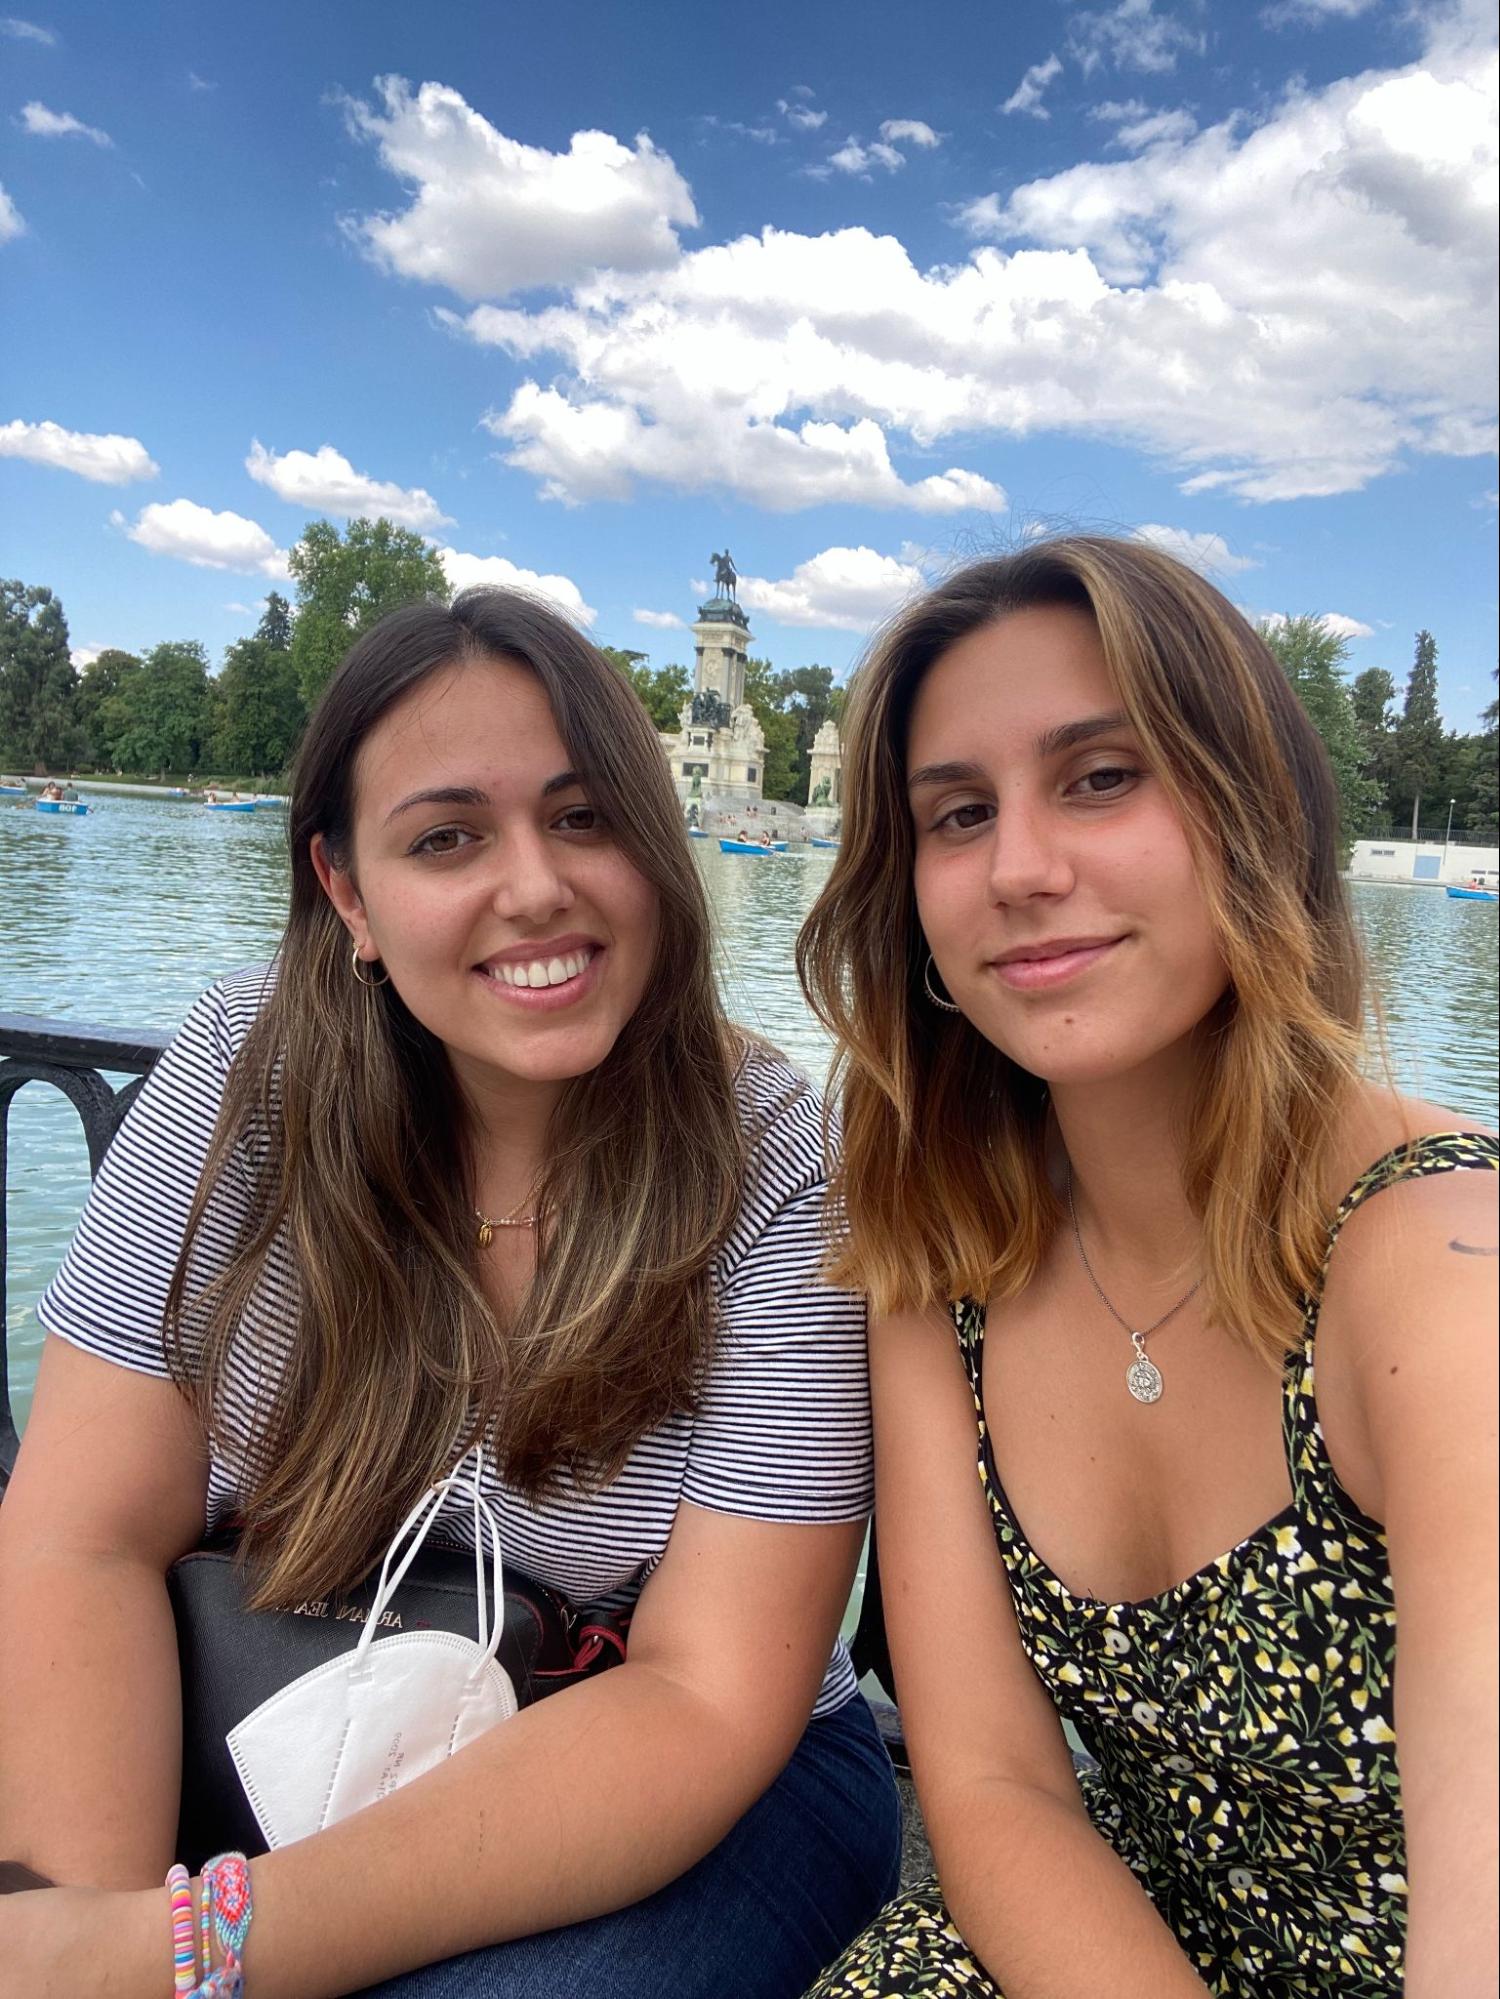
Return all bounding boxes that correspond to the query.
[167,589,746,1607]
[797,536,1368,1363]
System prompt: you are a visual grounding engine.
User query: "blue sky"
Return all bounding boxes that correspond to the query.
[2,0,1496,725]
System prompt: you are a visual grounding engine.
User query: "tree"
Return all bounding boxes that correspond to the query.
[288,518,448,708]
[601,646,690,729]
[776,664,837,802]
[1258,616,1380,846]
[1389,630,1446,835]
[1349,666,1396,826]
[209,636,306,777]
[256,591,293,651]
[0,580,81,771]
[72,647,141,768]
[105,641,211,774]
[1465,670,1498,840]
[742,655,800,801]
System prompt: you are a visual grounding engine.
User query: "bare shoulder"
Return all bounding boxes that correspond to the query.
[1319,1087,1496,1399]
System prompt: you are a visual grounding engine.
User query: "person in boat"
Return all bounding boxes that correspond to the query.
[797,536,1497,1999]
[39,780,64,802]
[0,589,900,1993]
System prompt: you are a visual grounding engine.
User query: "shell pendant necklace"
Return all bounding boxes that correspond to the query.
[473,1197,541,1248]
[1066,1171,1201,1404]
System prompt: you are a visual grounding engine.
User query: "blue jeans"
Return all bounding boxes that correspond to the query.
[359,1694,902,1998]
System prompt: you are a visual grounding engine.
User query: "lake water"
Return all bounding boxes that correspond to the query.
[3,794,1497,1433]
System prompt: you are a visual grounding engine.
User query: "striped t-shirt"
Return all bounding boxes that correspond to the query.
[39,967,869,1715]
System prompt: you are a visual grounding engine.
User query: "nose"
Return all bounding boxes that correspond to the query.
[489,828,574,926]
[985,792,1075,905]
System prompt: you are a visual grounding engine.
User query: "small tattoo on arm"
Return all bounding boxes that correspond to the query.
[1448,1237,1499,1257]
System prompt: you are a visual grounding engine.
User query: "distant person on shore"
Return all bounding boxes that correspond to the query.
[0,588,898,1993]
[799,536,1497,1999]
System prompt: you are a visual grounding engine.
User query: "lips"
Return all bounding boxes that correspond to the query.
[990,935,1126,991]
[474,939,605,1011]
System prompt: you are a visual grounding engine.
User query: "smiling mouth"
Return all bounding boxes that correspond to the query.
[480,945,598,991]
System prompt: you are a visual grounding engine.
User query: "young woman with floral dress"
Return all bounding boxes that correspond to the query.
[797,537,1497,1998]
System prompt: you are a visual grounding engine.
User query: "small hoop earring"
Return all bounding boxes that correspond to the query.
[922,954,961,1014]
[351,945,389,989]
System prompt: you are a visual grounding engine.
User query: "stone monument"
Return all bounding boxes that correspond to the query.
[804,715,843,836]
[658,551,767,811]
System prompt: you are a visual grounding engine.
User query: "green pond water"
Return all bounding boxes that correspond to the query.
[3,793,1497,1437]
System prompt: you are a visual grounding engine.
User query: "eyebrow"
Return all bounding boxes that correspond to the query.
[383,771,583,825]
[906,712,1134,791]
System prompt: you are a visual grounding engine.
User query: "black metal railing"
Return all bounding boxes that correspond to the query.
[0,1012,170,1484]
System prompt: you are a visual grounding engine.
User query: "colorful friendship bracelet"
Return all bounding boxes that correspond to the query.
[167,1851,253,1999]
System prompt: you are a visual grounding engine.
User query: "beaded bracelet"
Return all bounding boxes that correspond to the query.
[166,1864,196,1996]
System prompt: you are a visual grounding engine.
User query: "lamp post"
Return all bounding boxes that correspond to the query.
[1444,798,1455,850]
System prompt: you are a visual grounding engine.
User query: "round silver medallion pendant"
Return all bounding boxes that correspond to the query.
[1126,1355,1164,1404]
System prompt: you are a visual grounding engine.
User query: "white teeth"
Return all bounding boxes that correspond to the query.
[490,947,592,989]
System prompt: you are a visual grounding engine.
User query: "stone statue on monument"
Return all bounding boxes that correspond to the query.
[710,549,738,598]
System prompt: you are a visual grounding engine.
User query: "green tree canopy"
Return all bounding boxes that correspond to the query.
[1388,630,1446,834]
[104,640,211,775]
[0,580,81,772]
[256,591,293,651]
[73,647,141,768]
[1258,616,1380,846]
[1464,669,1498,840]
[288,518,448,708]
[742,655,800,801]
[601,646,690,730]
[209,635,306,777]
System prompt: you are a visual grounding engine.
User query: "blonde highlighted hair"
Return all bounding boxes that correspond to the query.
[797,536,1368,1364]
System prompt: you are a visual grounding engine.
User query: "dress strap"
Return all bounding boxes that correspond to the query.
[1284,1130,1498,1516]
[1317,1129,1499,1280]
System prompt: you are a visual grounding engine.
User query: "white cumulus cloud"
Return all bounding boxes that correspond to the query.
[113,499,290,578]
[19,101,111,145]
[1133,522,1259,575]
[342,78,698,300]
[879,119,941,147]
[70,646,103,668]
[1003,54,1064,119]
[778,95,827,132]
[633,607,685,629]
[1257,608,1376,639]
[434,546,596,626]
[0,184,22,241]
[0,418,158,483]
[736,546,925,631]
[1,17,58,42]
[1068,0,1206,76]
[362,16,1497,514]
[245,440,451,530]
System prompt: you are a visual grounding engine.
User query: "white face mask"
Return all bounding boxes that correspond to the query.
[226,1451,517,1849]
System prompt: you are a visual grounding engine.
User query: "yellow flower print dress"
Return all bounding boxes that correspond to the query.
[807,1132,1498,1998]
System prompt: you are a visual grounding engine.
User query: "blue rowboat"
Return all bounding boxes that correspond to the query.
[205,800,257,813]
[687,826,708,838]
[1446,885,1497,902]
[35,798,89,815]
[808,837,840,849]
[719,837,788,855]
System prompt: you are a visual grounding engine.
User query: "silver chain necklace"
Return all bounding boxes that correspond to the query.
[1066,1172,1201,1404]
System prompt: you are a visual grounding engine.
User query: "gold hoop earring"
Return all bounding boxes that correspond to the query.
[351,945,389,989]
[923,954,961,1014]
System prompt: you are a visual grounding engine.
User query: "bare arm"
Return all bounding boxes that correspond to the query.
[873,1307,1210,1999]
[2,1493,863,1992]
[0,1335,208,1886]
[1322,1165,1499,1999]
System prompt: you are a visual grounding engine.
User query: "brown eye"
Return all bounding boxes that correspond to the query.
[409,825,474,856]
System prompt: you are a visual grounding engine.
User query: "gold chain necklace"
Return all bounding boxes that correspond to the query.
[1066,1171,1201,1404]
[473,1199,540,1248]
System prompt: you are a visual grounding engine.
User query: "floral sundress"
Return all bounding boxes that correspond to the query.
[808,1131,1498,1997]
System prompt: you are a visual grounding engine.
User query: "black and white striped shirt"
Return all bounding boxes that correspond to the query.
[39,968,868,1715]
